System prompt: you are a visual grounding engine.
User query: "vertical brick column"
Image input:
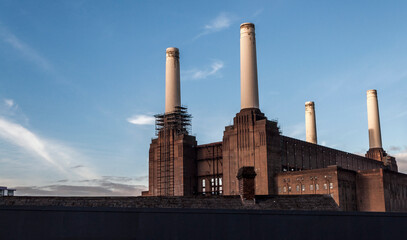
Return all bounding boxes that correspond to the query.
[237,167,257,202]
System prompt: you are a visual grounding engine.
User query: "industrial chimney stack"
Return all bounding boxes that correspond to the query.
[165,47,181,113]
[365,89,397,170]
[240,23,259,110]
[366,89,382,149]
[305,101,317,144]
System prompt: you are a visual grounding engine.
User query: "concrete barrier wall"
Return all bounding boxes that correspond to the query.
[0,206,406,240]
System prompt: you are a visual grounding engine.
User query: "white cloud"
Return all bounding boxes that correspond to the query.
[15,182,147,196]
[194,13,234,39]
[204,13,233,31]
[387,146,407,174]
[0,100,147,196]
[0,117,58,168]
[4,99,14,108]
[393,150,407,174]
[0,117,98,180]
[14,175,148,196]
[182,60,224,80]
[127,115,155,125]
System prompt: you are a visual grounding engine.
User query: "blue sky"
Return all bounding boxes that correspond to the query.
[0,0,406,195]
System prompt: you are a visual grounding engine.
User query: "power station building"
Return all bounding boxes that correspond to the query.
[142,23,407,212]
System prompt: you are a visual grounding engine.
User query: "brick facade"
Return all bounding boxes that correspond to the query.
[144,109,406,212]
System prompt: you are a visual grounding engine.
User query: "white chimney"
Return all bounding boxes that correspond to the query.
[240,23,259,110]
[367,89,382,149]
[305,101,317,144]
[165,47,181,113]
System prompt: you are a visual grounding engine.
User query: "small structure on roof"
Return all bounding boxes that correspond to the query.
[0,186,16,197]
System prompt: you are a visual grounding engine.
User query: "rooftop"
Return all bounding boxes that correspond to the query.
[0,195,340,211]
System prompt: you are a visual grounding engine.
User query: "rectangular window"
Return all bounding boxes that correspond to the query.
[316,184,319,191]
[296,185,300,192]
[218,177,223,195]
[324,183,328,190]
[330,183,333,189]
[208,177,224,195]
[310,185,314,191]
[288,186,292,192]
[202,179,206,195]
[302,185,305,192]
[278,187,282,193]
[283,186,287,193]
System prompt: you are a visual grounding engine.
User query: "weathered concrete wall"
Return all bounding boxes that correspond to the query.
[0,206,406,240]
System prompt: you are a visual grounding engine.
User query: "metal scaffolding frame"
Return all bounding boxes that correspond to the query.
[155,106,192,136]
[155,106,192,196]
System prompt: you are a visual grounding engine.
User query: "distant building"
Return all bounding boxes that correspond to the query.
[0,186,16,197]
[142,23,407,212]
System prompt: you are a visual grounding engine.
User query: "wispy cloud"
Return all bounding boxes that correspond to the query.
[15,175,148,196]
[251,8,264,18]
[0,22,85,95]
[394,151,407,174]
[71,165,84,169]
[283,123,305,139]
[389,146,401,151]
[127,115,155,125]
[0,98,29,126]
[0,99,148,196]
[192,10,263,41]
[388,146,407,174]
[4,99,14,108]
[194,12,235,40]
[15,183,147,196]
[0,22,53,73]
[204,13,233,31]
[0,116,98,181]
[0,117,62,171]
[182,60,224,80]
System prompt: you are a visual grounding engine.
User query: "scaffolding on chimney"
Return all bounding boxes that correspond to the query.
[155,106,192,196]
[154,106,192,136]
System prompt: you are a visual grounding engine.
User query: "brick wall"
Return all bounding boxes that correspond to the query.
[281,136,385,172]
